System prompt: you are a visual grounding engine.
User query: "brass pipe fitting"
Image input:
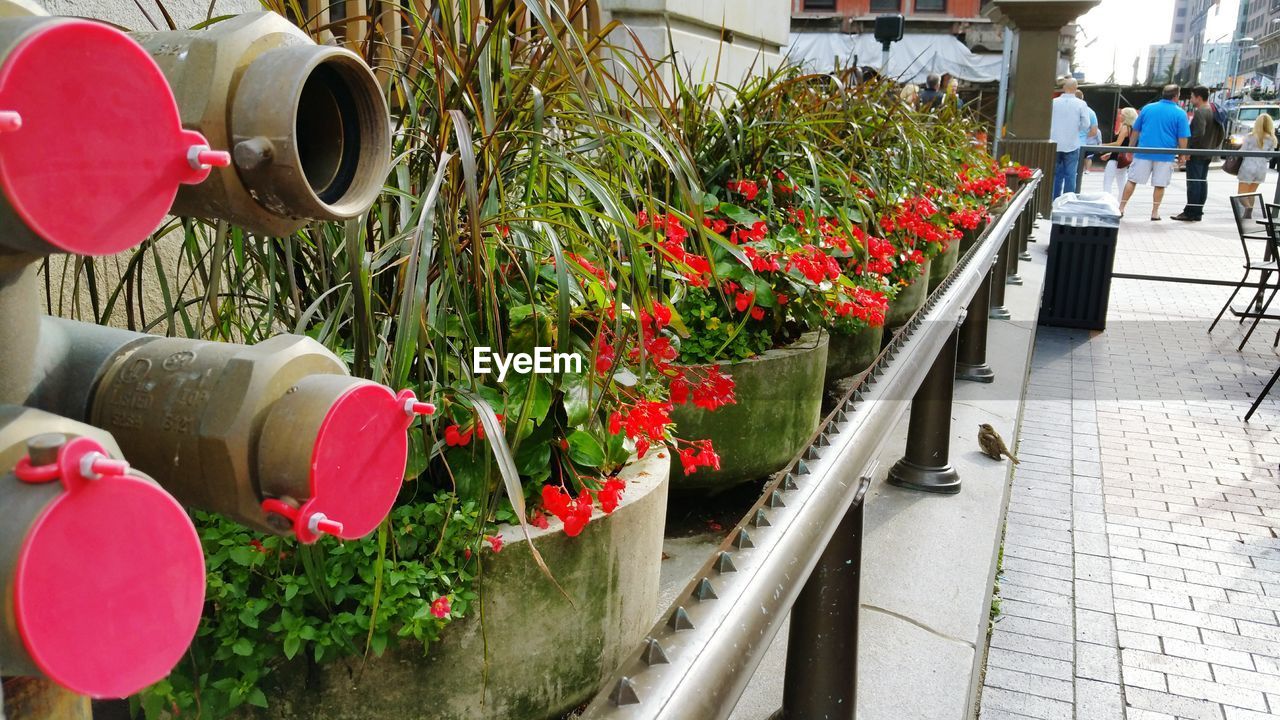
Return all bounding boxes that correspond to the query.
[85,333,427,541]
[0,407,205,699]
[133,12,392,236]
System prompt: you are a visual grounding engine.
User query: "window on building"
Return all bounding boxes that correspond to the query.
[870,0,902,11]
[804,0,838,9]
[914,0,946,10]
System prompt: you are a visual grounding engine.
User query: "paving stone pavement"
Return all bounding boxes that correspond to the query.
[978,170,1280,720]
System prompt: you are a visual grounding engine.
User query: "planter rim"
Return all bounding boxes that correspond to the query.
[492,448,669,544]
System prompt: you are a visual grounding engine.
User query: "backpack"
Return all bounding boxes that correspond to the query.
[1210,103,1229,144]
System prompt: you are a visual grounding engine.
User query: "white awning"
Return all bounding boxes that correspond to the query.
[785,32,1005,84]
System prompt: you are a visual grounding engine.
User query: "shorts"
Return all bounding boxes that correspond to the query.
[1127,158,1175,188]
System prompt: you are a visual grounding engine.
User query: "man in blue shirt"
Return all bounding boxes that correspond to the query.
[1120,85,1191,220]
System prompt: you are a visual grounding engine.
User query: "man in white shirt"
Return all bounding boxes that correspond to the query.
[1050,78,1096,199]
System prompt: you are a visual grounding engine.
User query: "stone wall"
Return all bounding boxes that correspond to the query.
[601,0,790,87]
[35,0,258,28]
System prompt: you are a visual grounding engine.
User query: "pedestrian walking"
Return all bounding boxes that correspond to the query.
[1235,113,1276,218]
[1172,86,1226,222]
[1119,84,1191,221]
[1101,107,1137,200]
[1050,78,1093,198]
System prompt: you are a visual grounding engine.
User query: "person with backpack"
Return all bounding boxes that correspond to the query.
[1173,85,1227,222]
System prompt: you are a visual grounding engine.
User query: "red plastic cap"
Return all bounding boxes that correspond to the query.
[294,383,413,543]
[13,437,206,698]
[0,20,218,256]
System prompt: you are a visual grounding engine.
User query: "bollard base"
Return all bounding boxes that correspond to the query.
[989,306,1011,320]
[956,362,996,383]
[1019,251,1032,261]
[1006,274,1023,286]
[887,457,961,494]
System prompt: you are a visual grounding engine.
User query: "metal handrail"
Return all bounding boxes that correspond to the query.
[578,173,1042,720]
[1077,144,1280,158]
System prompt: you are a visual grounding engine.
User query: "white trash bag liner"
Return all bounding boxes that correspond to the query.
[1050,192,1121,229]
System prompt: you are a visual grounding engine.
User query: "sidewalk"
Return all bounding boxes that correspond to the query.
[978,168,1280,720]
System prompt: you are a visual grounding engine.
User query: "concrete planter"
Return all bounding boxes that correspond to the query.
[959,223,986,254]
[823,324,883,386]
[884,258,931,330]
[255,451,671,720]
[927,242,959,294]
[669,332,828,491]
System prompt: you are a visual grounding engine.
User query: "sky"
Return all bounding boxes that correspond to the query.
[1075,0,1239,84]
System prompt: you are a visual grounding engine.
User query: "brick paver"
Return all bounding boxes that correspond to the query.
[979,170,1280,720]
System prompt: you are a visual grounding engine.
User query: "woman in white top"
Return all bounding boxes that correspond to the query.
[1101,107,1137,200]
[1237,113,1277,218]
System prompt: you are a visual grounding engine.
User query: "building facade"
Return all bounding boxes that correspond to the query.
[1148,42,1183,85]
[792,0,1003,51]
[1201,40,1233,86]
[1176,0,1214,84]
[1239,0,1280,87]
[1172,0,1192,45]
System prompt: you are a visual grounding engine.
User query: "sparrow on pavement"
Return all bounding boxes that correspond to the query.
[978,423,1019,464]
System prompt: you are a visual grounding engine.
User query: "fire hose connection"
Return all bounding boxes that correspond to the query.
[0,410,205,698]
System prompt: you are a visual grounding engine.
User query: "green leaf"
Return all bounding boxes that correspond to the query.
[247,688,268,708]
[561,371,593,426]
[719,202,761,227]
[567,430,605,468]
[515,440,551,477]
[232,638,253,657]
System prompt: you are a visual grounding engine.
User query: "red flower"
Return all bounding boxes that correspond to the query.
[712,218,729,234]
[542,485,594,537]
[726,179,759,201]
[608,400,673,457]
[734,290,755,312]
[430,596,452,619]
[444,425,473,447]
[678,439,721,475]
[750,306,766,321]
[598,478,626,513]
[530,509,550,530]
[485,534,504,553]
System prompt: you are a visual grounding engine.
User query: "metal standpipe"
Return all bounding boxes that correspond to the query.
[956,256,997,383]
[576,174,1040,720]
[886,326,961,493]
[777,475,872,720]
[1005,211,1024,285]
[989,217,1013,320]
[1018,207,1033,261]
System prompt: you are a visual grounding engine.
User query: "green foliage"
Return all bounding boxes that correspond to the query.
[135,496,482,718]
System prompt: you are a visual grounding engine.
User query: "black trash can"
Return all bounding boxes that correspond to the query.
[1038,194,1120,331]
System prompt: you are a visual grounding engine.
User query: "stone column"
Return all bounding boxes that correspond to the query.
[990,0,1100,217]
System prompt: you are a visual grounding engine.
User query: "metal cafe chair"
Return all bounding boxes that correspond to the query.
[1213,195,1280,351]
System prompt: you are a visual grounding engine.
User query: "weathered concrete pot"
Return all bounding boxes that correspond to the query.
[670,332,828,491]
[823,324,884,386]
[255,451,670,720]
[959,224,985,254]
[884,258,931,330]
[927,242,959,294]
